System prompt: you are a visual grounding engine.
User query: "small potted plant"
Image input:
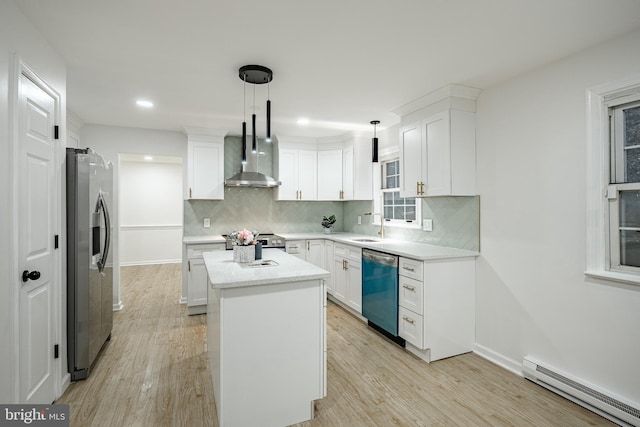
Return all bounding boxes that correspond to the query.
[321,215,336,234]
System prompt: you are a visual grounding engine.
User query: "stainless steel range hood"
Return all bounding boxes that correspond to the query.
[225,136,281,187]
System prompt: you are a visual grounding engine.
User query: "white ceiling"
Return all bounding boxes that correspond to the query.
[16,0,640,139]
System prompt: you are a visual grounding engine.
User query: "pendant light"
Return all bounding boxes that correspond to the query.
[371,120,380,163]
[266,80,271,142]
[241,74,247,165]
[238,65,273,152]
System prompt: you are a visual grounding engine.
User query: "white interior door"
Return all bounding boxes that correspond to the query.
[18,73,57,404]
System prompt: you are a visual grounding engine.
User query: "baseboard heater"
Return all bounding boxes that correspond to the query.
[523,356,640,427]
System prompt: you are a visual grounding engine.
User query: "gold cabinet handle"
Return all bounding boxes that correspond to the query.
[189,187,192,198]
[307,241,310,251]
[188,260,191,272]
[402,316,415,325]
[402,284,415,291]
[403,266,415,272]
[420,182,425,195]
[416,182,420,195]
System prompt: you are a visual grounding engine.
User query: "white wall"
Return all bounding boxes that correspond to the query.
[79,125,187,308]
[475,28,640,403]
[0,1,67,403]
[119,159,183,265]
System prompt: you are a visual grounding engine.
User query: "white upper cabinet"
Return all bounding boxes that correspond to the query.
[276,148,317,200]
[342,147,354,200]
[276,134,373,201]
[396,84,479,198]
[399,122,423,198]
[344,138,373,200]
[186,133,225,200]
[317,149,343,200]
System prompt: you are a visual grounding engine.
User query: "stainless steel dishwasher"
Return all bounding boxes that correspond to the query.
[362,249,405,346]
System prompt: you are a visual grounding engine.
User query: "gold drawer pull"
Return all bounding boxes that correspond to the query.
[403,266,415,272]
[402,316,415,325]
[403,284,415,291]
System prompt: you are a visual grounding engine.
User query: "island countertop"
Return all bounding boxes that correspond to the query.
[203,248,330,289]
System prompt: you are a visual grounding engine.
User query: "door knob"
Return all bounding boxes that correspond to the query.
[22,270,41,282]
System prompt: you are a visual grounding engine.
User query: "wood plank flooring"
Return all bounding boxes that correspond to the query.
[57,263,614,426]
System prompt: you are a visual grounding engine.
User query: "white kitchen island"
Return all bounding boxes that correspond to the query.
[203,248,330,427]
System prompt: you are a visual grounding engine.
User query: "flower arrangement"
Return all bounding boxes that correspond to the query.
[321,215,336,229]
[228,228,259,246]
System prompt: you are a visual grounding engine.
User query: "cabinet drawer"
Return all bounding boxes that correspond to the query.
[399,257,423,281]
[187,243,225,258]
[286,241,304,254]
[398,307,423,349]
[399,276,423,315]
[334,244,347,257]
[347,246,361,261]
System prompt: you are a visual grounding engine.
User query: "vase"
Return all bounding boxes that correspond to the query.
[233,245,255,263]
[323,228,332,234]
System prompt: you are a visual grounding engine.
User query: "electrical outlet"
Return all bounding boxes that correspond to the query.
[357,216,361,225]
[423,218,433,231]
[204,218,211,228]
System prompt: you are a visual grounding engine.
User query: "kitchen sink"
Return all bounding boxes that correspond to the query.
[351,238,381,243]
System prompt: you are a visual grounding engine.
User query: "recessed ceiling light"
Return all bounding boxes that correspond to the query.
[136,99,154,108]
[297,118,309,125]
[143,155,153,161]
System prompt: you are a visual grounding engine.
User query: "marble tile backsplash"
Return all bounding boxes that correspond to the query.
[343,196,479,251]
[184,189,479,251]
[184,187,345,236]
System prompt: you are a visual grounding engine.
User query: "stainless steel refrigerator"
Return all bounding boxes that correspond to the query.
[66,147,113,381]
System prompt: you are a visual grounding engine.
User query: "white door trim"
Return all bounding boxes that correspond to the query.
[11,54,65,402]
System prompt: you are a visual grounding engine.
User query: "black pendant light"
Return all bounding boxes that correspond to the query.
[266,80,272,142]
[239,65,273,151]
[241,74,247,165]
[371,120,380,163]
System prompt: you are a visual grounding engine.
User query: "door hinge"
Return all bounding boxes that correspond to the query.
[54,234,59,249]
[54,344,59,359]
[54,125,59,140]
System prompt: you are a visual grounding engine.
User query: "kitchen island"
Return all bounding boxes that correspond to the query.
[203,248,329,427]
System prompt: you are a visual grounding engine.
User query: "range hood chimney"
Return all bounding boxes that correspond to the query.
[224,137,280,188]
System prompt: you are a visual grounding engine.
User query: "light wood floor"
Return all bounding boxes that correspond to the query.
[57,264,614,426]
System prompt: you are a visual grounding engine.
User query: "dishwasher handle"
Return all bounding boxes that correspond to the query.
[362,249,398,267]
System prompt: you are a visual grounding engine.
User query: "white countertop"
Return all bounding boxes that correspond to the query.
[279,232,479,261]
[203,248,330,289]
[182,235,226,244]
[185,232,479,261]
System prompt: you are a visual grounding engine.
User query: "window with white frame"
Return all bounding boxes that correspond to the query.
[380,160,420,227]
[586,77,640,284]
[608,99,640,272]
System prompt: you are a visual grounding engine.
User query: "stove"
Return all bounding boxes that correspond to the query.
[222,234,286,250]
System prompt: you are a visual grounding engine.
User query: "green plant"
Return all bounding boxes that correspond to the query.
[321,215,336,229]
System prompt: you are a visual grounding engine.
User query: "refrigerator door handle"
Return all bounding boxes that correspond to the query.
[95,191,111,273]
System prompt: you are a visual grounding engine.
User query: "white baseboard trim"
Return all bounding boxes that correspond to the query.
[58,373,71,400]
[179,296,187,305]
[120,259,181,266]
[113,300,124,311]
[473,343,523,377]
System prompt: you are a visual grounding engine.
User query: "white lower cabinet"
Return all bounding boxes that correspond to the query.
[325,241,334,294]
[398,256,475,362]
[332,243,362,313]
[286,239,325,267]
[285,240,306,260]
[183,242,225,315]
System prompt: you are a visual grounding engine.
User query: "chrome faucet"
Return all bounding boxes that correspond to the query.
[364,212,384,239]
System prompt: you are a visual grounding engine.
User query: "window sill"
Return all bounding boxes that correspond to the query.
[373,220,421,230]
[584,270,640,286]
